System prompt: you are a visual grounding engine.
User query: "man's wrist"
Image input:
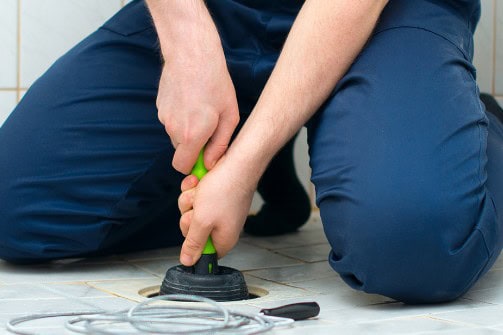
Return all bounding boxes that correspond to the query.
[224,119,280,190]
[145,0,222,58]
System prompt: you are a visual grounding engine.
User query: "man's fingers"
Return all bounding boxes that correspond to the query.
[179,210,193,237]
[172,143,203,175]
[181,175,199,192]
[204,110,239,169]
[178,188,195,214]
[180,218,212,266]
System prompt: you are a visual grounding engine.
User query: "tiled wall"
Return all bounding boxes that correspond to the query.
[0,0,500,208]
[0,0,127,125]
[475,0,499,96]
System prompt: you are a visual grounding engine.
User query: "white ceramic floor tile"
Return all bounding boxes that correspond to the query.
[219,241,303,271]
[267,317,470,335]
[0,207,501,334]
[6,319,144,335]
[263,288,393,315]
[6,327,70,335]
[128,258,180,277]
[118,246,181,262]
[128,244,303,277]
[464,287,503,305]
[297,213,322,231]
[0,260,156,284]
[416,328,503,335]
[88,274,311,306]
[317,298,493,325]
[0,296,133,316]
[342,316,471,334]
[491,253,503,270]
[290,275,355,295]
[80,295,136,311]
[241,214,328,250]
[277,326,338,335]
[242,227,328,250]
[268,323,346,335]
[491,324,503,332]
[243,275,313,303]
[262,323,503,335]
[431,305,503,328]
[87,277,163,302]
[1,297,135,335]
[49,254,125,265]
[246,261,335,284]
[464,269,503,304]
[471,268,503,291]
[274,243,331,263]
[0,283,110,300]
[254,291,393,321]
[221,303,262,315]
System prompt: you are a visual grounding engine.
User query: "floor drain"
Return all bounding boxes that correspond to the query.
[138,285,268,300]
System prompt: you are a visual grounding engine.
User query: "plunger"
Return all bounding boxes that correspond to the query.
[160,150,249,301]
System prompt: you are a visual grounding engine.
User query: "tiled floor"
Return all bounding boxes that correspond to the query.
[1,212,502,334]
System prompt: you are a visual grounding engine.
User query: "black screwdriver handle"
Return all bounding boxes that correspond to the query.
[260,302,320,321]
[193,253,218,275]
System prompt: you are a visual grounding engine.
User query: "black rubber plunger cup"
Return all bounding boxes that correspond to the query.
[160,150,249,301]
[160,250,249,301]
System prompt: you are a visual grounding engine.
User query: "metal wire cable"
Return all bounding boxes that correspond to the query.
[7,294,294,335]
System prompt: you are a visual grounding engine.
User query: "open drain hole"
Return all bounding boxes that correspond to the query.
[139,285,267,300]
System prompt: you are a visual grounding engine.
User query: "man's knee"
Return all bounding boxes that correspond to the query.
[0,217,74,264]
[0,216,44,264]
[319,185,493,304]
[0,177,106,264]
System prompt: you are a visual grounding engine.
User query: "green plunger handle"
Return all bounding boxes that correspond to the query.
[191,149,218,274]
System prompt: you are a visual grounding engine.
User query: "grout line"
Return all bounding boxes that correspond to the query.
[0,88,29,91]
[427,315,483,328]
[273,242,329,253]
[126,262,164,278]
[16,0,21,102]
[244,273,315,291]
[36,283,109,310]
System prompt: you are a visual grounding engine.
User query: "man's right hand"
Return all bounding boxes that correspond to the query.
[146,0,239,174]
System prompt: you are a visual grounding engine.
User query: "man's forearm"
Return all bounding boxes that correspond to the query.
[145,1,239,174]
[145,0,222,67]
[225,0,388,184]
